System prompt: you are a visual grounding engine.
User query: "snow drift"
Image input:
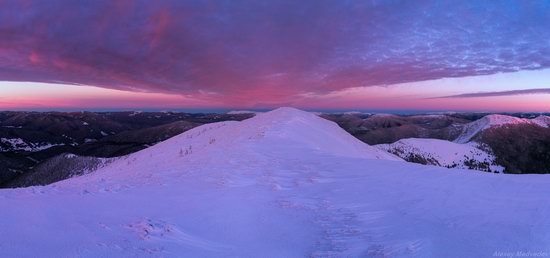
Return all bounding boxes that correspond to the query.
[1,107,549,257]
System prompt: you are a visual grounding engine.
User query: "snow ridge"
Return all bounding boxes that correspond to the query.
[377,138,504,172]
[65,108,400,184]
[455,114,540,143]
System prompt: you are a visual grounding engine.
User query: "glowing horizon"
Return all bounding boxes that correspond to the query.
[2,68,549,112]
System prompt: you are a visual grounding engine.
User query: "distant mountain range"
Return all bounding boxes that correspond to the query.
[324,112,550,174]
[1,110,550,187]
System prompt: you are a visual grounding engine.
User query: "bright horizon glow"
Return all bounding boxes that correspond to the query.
[1,68,550,112]
[0,82,215,111]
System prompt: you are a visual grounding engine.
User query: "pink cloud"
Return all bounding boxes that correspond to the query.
[0,1,549,107]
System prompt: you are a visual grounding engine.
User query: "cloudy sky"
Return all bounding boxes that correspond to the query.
[1,0,549,111]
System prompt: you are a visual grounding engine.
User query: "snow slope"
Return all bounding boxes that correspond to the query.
[533,115,550,128]
[0,137,64,152]
[454,114,541,143]
[1,108,550,257]
[377,138,504,172]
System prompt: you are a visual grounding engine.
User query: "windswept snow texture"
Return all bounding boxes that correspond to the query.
[377,138,504,173]
[454,114,543,143]
[0,108,549,257]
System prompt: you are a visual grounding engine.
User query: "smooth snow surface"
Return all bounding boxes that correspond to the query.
[455,114,540,143]
[1,108,549,257]
[377,138,504,172]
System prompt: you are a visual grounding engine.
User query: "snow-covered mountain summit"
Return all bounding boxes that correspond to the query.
[68,107,400,185]
[455,114,543,143]
[1,108,550,257]
[241,107,401,160]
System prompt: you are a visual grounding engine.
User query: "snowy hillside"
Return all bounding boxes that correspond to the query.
[1,108,550,257]
[533,115,550,128]
[4,153,112,188]
[377,138,504,172]
[0,137,63,152]
[454,114,542,143]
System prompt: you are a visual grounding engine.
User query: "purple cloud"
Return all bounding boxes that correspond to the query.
[434,88,550,98]
[1,0,550,104]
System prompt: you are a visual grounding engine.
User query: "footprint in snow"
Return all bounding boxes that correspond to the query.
[126,218,230,251]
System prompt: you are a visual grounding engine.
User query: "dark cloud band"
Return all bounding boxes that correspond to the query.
[434,88,550,99]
